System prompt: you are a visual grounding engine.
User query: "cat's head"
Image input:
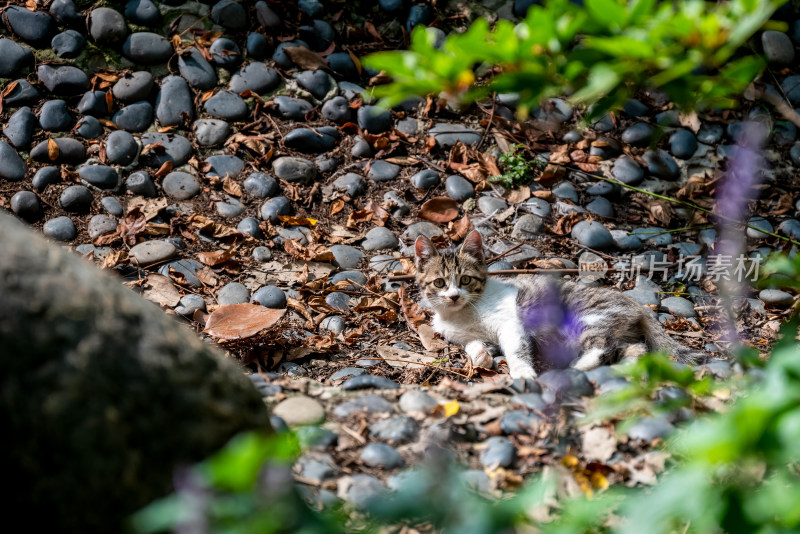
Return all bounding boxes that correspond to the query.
[414,230,488,312]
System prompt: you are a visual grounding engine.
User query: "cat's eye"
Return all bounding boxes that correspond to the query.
[433,278,445,288]
[459,275,472,285]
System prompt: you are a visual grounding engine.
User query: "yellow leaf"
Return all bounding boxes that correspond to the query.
[590,472,609,491]
[441,399,459,418]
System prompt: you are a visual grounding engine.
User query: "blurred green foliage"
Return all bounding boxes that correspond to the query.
[363,0,786,119]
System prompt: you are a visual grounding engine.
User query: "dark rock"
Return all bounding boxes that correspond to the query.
[480,436,516,468]
[552,181,579,202]
[157,259,204,288]
[760,289,794,307]
[571,220,614,250]
[87,214,117,239]
[77,91,108,117]
[0,39,32,77]
[217,282,250,305]
[125,0,161,25]
[333,173,366,196]
[194,119,229,146]
[351,138,371,158]
[205,155,244,177]
[139,133,192,167]
[215,196,245,218]
[112,101,154,133]
[59,185,93,212]
[362,227,398,250]
[284,126,339,153]
[627,416,674,440]
[272,40,310,68]
[244,172,278,197]
[0,214,270,532]
[51,30,85,58]
[538,368,595,397]
[163,171,201,200]
[237,217,262,239]
[511,393,546,411]
[204,91,248,121]
[367,160,400,181]
[76,116,103,139]
[10,191,40,222]
[298,0,323,17]
[622,98,649,117]
[406,4,433,31]
[589,136,622,159]
[322,96,351,123]
[621,122,655,146]
[298,19,335,52]
[209,38,241,68]
[211,0,246,30]
[112,71,154,102]
[89,7,128,44]
[296,70,332,100]
[252,285,286,309]
[126,171,156,196]
[274,95,313,120]
[429,123,481,148]
[643,149,680,180]
[361,443,403,468]
[762,30,794,64]
[78,165,119,190]
[660,296,696,317]
[358,105,392,133]
[42,215,76,241]
[106,131,138,166]
[37,65,89,95]
[175,294,206,316]
[746,216,773,239]
[31,137,85,164]
[122,32,173,64]
[101,197,123,217]
[178,48,217,90]
[3,107,37,149]
[446,175,474,201]
[325,291,350,310]
[612,156,645,185]
[4,5,55,46]
[246,33,269,59]
[32,166,59,192]
[669,129,698,159]
[260,196,291,222]
[370,416,417,443]
[3,79,39,106]
[255,1,280,28]
[500,410,542,434]
[49,0,83,27]
[327,52,358,79]
[697,123,723,144]
[329,244,363,269]
[411,169,440,189]
[39,100,72,131]
[0,141,26,181]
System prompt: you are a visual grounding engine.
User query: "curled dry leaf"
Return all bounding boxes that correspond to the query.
[222,175,242,197]
[204,304,286,340]
[420,197,459,223]
[537,164,565,187]
[364,199,389,226]
[551,211,584,236]
[446,215,473,242]
[284,239,334,262]
[283,46,329,71]
[197,244,238,266]
[47,138,59,161]
[505,185,531,204]
[142,274,181,308]
[100,250,128,269]
[398,286,427,333]
[278,215,317,226]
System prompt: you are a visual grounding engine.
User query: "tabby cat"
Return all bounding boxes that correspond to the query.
[414,231,699,378]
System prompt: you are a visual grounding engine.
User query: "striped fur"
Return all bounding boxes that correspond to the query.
[414,231,700,378]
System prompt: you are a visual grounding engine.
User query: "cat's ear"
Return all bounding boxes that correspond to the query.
[415,236,438,269]
[459,230,484,262]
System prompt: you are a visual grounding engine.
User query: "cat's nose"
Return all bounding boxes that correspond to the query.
[449,294,460,302]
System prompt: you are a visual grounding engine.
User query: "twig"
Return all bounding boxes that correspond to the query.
[487,242,523,263]
[475,93,496,151]
[334,357,471,379]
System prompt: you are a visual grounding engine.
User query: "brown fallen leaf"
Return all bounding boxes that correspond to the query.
[284,239,334,262]
[446,215,473,242]
[204,304,286,340]
[376,345,436,370]
[197,244,238,266]
[505,186,531,204]
[278,215,317,226]
[398,286,427,333]
[537,164,565,187]
[100,250,128,269]
[47,138,59,161]
[420,197,459,223]
[581,425,617,463]
[283,46,329,71]
[364,199,389,226]
[141,274,182,307]
[551,212,584,236]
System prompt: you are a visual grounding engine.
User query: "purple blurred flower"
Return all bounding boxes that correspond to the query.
[714,122,765,345]
[173,467,210,534]
[520,278,582,369]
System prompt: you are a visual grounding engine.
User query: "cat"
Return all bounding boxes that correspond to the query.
[414,230,700,379]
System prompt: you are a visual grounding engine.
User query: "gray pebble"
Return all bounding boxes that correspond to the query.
[217,282,251,305]
[333,395,394,418]
[362,227,399,250]
[660,296,696,317]
[627,416,674,441]
[260,196,291,222]
[370,416,417,443]
[361,443,404,468]
[253,247,272,262]
[759,289,794,307]
[129,240,177,265]
[500,410,542,434]
[10,191,41,222]
[330,367,365,381]
[163,172,200,200]
[321,316,346,335]
[101,196,123,216]
[60,185,93,212]
[411,169,440,189]
[446,175,474,201]
[252,285,287,308]
[273,156,316,183]
[194,119,229,146]
[325,291,350,311]
[746,216,773,239]
[480,436,516,468]
[87,214,117,239]
[175,294,206,316]
[43,216,76,241]
[342,374,400,391]
[571,220,614,250]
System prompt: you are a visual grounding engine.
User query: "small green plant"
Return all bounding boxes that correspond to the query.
[490,144,544,188]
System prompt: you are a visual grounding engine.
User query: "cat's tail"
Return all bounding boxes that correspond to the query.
[641,314,702,364]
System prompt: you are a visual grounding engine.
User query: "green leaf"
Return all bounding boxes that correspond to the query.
[569,63,620,104]
[584,0,629,30]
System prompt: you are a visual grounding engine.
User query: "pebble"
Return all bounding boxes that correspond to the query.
[511,214,545,240]
[87,214,117,239]
[571,221,614,250]
[367,161,400,182]
[296,427,338,451]
[623,98,649,117]
[333,395,394,418]
[43,216,76,241]
[50,0,82,26]
[158,259,203,287]
[589,137,621,159]
[178,48,217,90]
[410,169,440,189]
[697,123,723,144]
[361,443,404,468]
[643,149,680,180]
[106,131,138,166]
[586,197,614,217]
[357,106,392,133]
[342,375,400,391]
[125,0,161,25]
[669,129,698,159]
[445,175,475,201]
[38,64,89,96]
[285,126,339,153]
[522,197,552,218]
[230,62,281,94]
[209,38,241,68]
[370,416,417,443]
[77,91,108,118]
[621,122,655,146]
[122,32,173,64]
[325,292,350,311]
[272,396,326,426]
[612,156,645,185]
[204,91,248,121]
[4,79,39,106]
[39,100,72,131]
[480,436,516,468]
[31,137,85,164]
[243,173,278,198]
[113,101,154,132]
[217,282,250,305]
[627,416,674,441]
[126,171,156,197]
[10,191,41,222]
[538,368,595,397]
[252,286,287,309]
[175,294,206,316]
[246,33,269,59]
[331,367,365,381]
[510,393,546,411]
[660,296,696,317]
[89,7,128,44]
[759,289,794,307]
[0,38,32,77]
[630,227,672,246]
[552,181,579,202]
[296,70,333,100]
[273,156,317,183]
[155,76,194,126]
[211,0,247,30]
[779,219,800,240]
[333,173,366,197]
[322,96,351,123]
[4,107,37,149]
[140,133,193,168]
[477,196,508,215]
[129,240,177,265]
[321,316,346,334]
[362,227,399,250]
[402,221,444,240]
[429,123,481,148]
[346,475,386,509]
[51,29,85,58]
[274,96,313,120]
[260,196,291,222]
[5,6,54,46]
[215,196,245,218]
[58,186,92,214]
[399,390,438,414]
[500,410,542,434]
[252,246,272,261]
[351,138,372,158]
[762,30,795,64]
[206,155,244,178]
[237,218,262,239]
[163,172,201,200]
[746,216,773,239]
[76,116,104,139]
[194,119,229,146]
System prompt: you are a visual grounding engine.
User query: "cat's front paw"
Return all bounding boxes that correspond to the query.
[508,361,537,379]
[465,340,494,369]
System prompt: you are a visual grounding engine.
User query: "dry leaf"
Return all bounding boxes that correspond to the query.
[330,198,346,216]
[505,186,531,204]
[283,46,329,71]
[432,399,460,418]
[47,138,59,161]
[222,175,242,197]
[197,244,238,266]
[446,215,473,242]
[364,199,389,226]
[420,197,459,223]
[551,212,584,236]
[277,215,317,226]
[142,274,181,307]
[375,345,436,370]
[204,304,286,340]
[581,426,617,463]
